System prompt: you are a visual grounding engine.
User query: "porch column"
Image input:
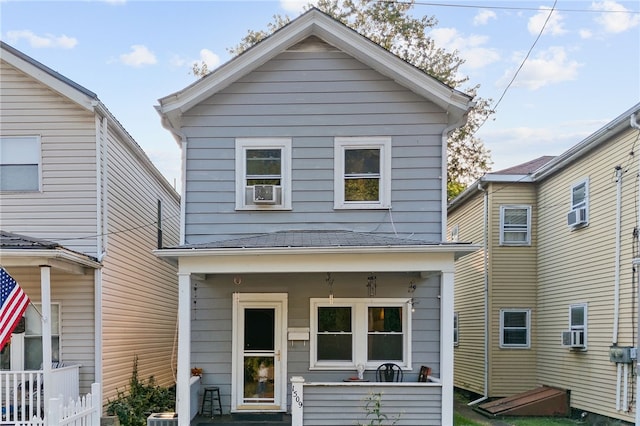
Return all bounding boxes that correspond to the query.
[41,265,52,417]
[177,272,191,426]
[440,270,455,423]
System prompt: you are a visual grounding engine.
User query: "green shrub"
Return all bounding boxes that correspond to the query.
[106,356,176,426]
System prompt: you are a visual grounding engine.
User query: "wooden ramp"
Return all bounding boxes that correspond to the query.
[477,386,569,417]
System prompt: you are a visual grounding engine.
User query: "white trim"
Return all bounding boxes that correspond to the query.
[309,298,411,370]
[499,308,531,349]
[0,135,42,192]
[235,138,292,210]
[333,137,391,209]
[232,293,288,412]
[569,302,588,350]
[499,205,532,246]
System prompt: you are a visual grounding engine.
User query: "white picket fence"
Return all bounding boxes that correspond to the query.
[48,383,100,426]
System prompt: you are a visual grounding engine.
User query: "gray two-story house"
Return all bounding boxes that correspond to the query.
[155,8,477,426]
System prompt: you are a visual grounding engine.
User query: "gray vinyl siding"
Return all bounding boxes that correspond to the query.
[182,49,447,244]
[101,122,181,402]
[535,128,636,423]
[192,272,441,415]
[5,267,96,395]
[302,384,442,425]
[0,60,98,255]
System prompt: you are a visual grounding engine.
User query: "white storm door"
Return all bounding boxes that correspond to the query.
[232,293,287,412]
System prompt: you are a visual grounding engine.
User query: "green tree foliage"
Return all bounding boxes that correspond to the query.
[192,0,492,199]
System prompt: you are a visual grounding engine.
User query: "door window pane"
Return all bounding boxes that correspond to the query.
[244,309,274,351]
[243,356,274,402]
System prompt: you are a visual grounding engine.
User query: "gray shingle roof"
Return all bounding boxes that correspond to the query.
[174,230,450,250]
[0,230,60,249]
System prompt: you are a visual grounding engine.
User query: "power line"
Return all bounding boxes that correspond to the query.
[385,0,640,14]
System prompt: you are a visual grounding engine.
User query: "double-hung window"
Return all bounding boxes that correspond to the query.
[25,303,60,369]
[500,205,531,245]
[235,138,291,210]
[0,136,41,192]
[569,303,587,349]
[310,298,410,369]
[500,309,530,348]
[568,178,589,228]
[334,137,391,209]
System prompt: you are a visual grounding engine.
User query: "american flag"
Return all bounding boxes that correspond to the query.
[0,268,30,351]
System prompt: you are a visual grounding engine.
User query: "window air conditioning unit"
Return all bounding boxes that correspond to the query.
[147,413,177,426]
[561,330,585,348]
[567,207,587,227]
[253,185,276,204]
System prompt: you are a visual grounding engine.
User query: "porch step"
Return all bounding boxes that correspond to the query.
[195,413,291,426]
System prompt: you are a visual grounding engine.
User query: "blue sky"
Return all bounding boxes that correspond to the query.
[2,0,639,190]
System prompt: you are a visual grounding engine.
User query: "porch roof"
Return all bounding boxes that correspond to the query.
[0,230,101,273]
[154,231,479,274]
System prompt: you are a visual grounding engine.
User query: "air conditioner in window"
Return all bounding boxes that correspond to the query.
[567,207,587,227]
[561,330,585,348]
[253,185,276,204]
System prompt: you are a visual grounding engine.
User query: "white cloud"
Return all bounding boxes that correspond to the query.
[119,44,157,68]
[198,48,221,69]
[473,10,497,26]
[591,0,640,34]
[497,46,581,90]
[279,0,309,13]
[579,28,593,39]
[528,7,567,36]
[429,27,500,69]
[5,30,77,49]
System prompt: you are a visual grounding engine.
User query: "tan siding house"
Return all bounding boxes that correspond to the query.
[449,102,640,424]
[0,41,181,411]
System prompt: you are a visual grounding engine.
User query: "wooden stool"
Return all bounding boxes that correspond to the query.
[200,386,222,417]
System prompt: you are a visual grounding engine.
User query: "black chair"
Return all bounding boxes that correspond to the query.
[376,363,403,382]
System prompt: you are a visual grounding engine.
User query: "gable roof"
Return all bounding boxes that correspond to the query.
[0,41,179,200]
[156,7,474,138]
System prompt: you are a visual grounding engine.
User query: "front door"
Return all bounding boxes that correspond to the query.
[232,293,287,412]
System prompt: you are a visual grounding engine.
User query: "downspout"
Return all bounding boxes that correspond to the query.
[630,111,640,426]
[469,182,489,406]
[613,165,623,411]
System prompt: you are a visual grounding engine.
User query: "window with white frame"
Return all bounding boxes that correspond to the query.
[450,224,459,242]
[310,298,410,369]
[453,312,459,346]
[500,205,531,245]
[0,136,41,192]
[334,137,391,209]
[569,303,587,348]
[500,309,530,348]
[567,179,589,228]
[235,138,291,210]
[0,304,60,371]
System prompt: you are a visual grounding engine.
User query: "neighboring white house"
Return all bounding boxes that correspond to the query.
[155,8,478,426]
[0,41,181,421]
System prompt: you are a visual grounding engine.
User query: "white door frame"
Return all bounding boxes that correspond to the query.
[231,293,288,412]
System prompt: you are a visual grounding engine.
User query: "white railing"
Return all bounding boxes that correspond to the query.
[0,370,44,424]
[48,382,100,426]
[0,365,81,425]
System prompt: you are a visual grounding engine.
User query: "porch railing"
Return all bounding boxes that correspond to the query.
[0,365,81,424]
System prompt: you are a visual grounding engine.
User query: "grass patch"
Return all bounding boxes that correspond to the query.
[453,412,487,426]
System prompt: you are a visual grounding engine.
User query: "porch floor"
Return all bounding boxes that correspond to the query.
[191,413,292,426]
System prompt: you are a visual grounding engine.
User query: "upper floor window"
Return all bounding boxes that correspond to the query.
[567,179,589,228]
[0,136,41,192]
[334,137,391,209]
[500,205,531,245]
[235,138,291,210]
[500,308,530,349]
[310,298,410,369]
[566,303,587,349]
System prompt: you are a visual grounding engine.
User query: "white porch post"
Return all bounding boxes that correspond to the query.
[440,270,455,423]
[290,376,305,426]
[177,272,191,426]
[41,265,52,417]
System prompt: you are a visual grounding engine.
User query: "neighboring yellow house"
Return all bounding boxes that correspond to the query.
[448,102,640,424]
